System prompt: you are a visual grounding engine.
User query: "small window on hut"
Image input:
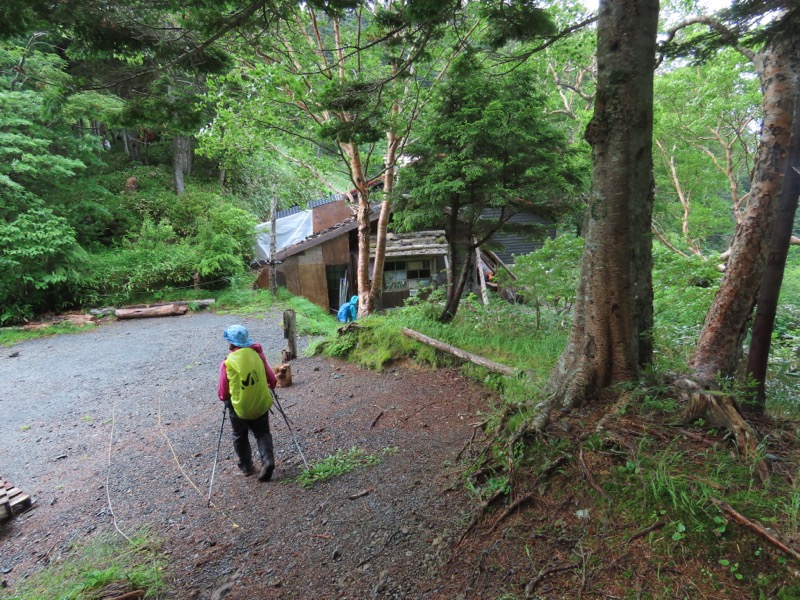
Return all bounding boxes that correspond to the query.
[383,259,432,291]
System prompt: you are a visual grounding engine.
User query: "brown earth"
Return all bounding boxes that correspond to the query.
[1,311,502,599]
[2,311,798,599]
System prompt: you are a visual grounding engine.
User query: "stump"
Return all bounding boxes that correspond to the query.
[275,363,293,388]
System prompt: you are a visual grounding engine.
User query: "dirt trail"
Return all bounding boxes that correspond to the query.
[0,311,495,599]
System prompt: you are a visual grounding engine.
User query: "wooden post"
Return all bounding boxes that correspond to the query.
[282,309,297,362]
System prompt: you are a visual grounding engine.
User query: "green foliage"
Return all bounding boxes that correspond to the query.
[651,245,723,370]
[283,293,339,337]
[84,219,199,305]
[501,235,584,326]
[6,530,165,600]
[653,48,759,254]
[295,446,387,487]
[316,289,566,377]
[0,199,89,324]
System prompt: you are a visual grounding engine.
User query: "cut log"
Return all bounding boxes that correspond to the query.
[400,328,518,376]
[115,304,188,320]
[275,363,292,388]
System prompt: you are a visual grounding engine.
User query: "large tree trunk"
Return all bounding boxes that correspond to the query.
[172,135,193,195]
[745,88,800,413]
[689,35,799,384]
[540,0,658,418]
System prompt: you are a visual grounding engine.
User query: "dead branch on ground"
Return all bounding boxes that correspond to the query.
[709,497,800,563]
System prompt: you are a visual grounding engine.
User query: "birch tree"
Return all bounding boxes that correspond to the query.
[204,2,470,315]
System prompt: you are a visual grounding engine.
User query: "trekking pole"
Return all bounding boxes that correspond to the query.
[270,389,309,469]
[207,404,227,506]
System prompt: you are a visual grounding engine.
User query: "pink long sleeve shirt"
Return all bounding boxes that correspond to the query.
[217,343,277,402]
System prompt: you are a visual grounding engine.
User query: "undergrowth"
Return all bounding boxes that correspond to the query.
[460,394,800,598]
[7,530,165,600]
[314,291,567,376]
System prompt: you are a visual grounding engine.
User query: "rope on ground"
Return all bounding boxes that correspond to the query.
[105,333,241,539]
[105,402,132,542]
[157,335,241,528]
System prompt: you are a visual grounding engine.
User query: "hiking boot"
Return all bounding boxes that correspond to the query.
[238,461,255,477]
[257,433,275,482]
[258,458,274,482]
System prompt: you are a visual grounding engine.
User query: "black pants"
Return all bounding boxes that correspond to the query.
[226,401,272,468]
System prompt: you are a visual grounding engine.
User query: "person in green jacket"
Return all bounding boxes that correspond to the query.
[218,324,278,481]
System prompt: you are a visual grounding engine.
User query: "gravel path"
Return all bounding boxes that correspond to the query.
[0,311,496,599]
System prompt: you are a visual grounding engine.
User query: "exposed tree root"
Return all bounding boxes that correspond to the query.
[508,368,593,447]
[675,378,768,481]
[627,521,666,543]
[453,455,569,550]
[524,564,578,598]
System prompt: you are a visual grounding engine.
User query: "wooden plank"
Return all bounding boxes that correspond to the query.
[0,479,31,519]
[297,245,323,266]
[282,256,302,296]
[313,200,353,233]
[298,262,329,308]
[9,492,31,510]
[321,236,349,265]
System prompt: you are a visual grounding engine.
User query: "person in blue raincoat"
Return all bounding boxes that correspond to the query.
[337,295,359,323]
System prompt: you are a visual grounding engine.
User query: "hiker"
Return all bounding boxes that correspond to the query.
[337,295,359,323]
[217,324,278,481]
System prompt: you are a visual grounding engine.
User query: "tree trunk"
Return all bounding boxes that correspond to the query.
[690,35,799,384]
[349,144,373,318]
[744,88,800,413]
[439,248,473,323]
[172,135,192,195]
[541,0,658,417]
[369,106,401,312]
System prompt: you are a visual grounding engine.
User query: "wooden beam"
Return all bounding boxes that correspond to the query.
[400,328,518,376]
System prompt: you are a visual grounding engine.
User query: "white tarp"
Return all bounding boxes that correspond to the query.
[254,210,314,261]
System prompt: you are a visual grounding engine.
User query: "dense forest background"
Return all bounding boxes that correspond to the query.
[1,0,798,399]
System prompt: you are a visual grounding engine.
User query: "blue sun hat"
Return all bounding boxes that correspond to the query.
[223,324,254,348]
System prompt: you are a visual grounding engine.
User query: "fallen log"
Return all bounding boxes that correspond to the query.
[115,304,188,320]
[400,328,518,377]
[121,299,216,309]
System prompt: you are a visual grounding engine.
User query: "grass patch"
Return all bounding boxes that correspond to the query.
[0,322,95,347]
[6,530,165,600]
[295,447,396,487]
[314,292,567,376]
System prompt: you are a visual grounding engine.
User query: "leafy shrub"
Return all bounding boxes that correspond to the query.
[652,246,722,369]
[85,219,199,305]
[499,235,583,328]
[0,198,89,324]
[194,203,256,280]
